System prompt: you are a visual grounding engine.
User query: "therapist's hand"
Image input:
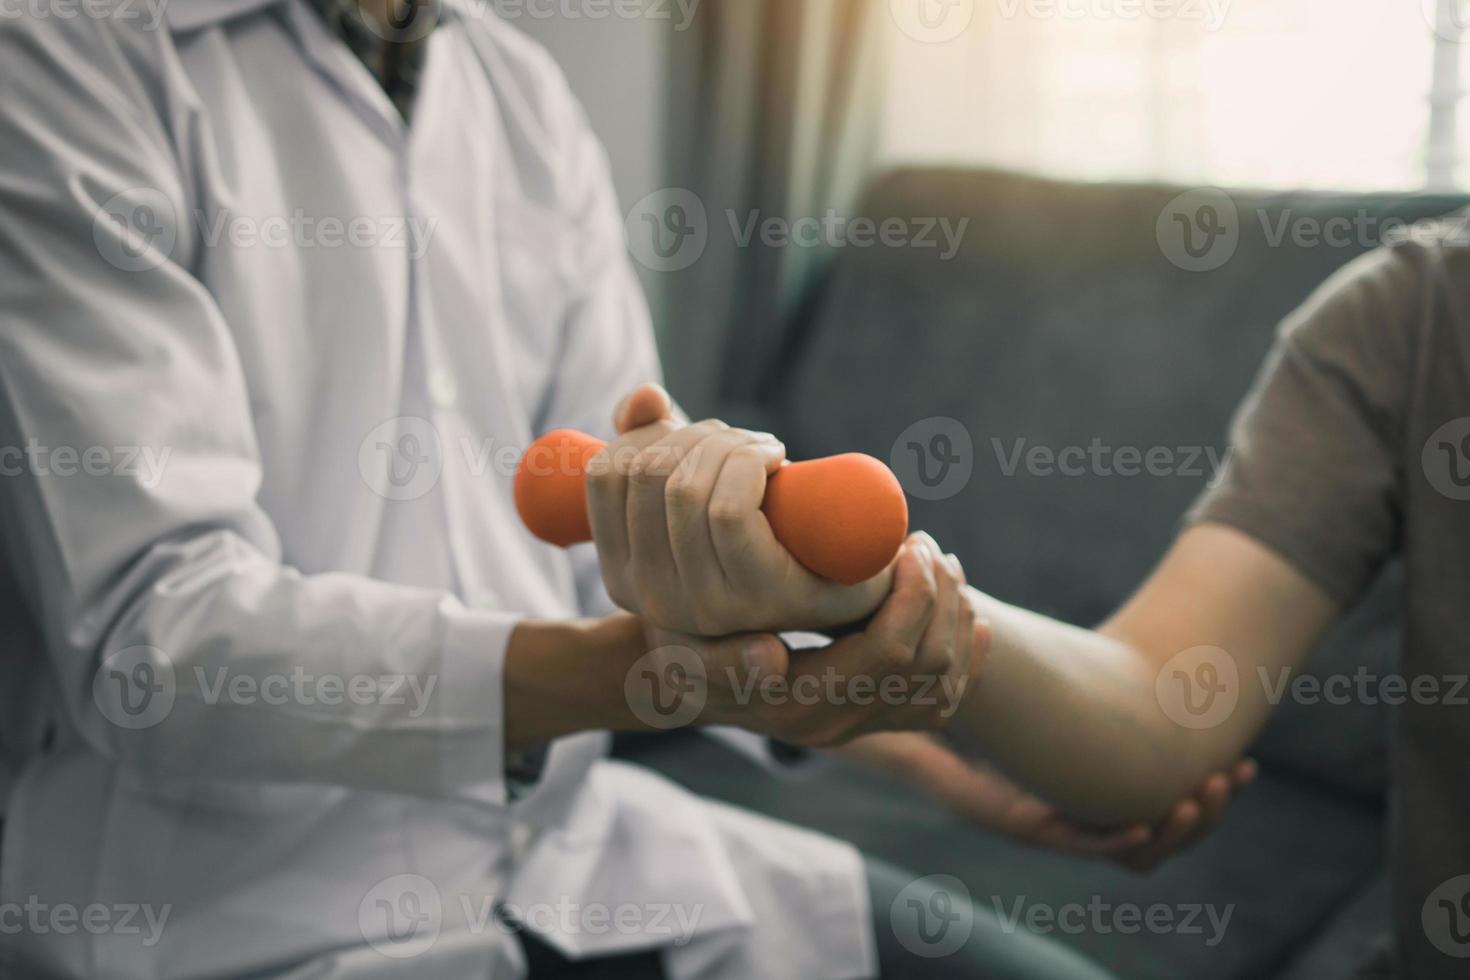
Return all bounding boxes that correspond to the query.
[642,533,978,747]
[836,732,1257,869]
[585,384,893,636]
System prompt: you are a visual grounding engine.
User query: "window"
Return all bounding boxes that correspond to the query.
[881,1,1462,192]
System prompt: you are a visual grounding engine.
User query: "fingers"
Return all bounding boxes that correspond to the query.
[813,539,944,733]
[948,554,976,708]
[699,631,790,691]
[1193,771,1234,831]
[739,632,792,679]
[665,428,783,604]
[1169,765,1253,852]
[585,419,679,608]
[627,421,786,632]
[613,384,674,435]
[863,537,941,662]
[912,537,961,679]
[971,618,993,668]
[1046,822,1152,858]
[940,599,978,720]
[1120,798,1201,873]
[626,420,729,616]
[736,538,970,746]
[1114,762,1257,872]
[705,443,793,587]
[795,542,933,713]
[643,628,792,733]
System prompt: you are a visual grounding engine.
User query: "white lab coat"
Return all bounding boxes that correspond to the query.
[0,1,875,976]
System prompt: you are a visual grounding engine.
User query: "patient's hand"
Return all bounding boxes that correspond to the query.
[838,732,1257,870]
[644,536,980,747]
[585,384,893,635]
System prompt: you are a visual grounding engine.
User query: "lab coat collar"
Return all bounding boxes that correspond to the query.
[165,0,470,144]
[169,0,470,144]
[165,0,474,32]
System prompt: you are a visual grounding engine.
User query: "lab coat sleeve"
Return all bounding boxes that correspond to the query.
[0,15,512,806]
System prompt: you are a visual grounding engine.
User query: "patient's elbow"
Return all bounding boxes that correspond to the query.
[1042,720,1240,828]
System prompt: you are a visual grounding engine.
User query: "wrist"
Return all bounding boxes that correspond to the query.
[504,612,649,751]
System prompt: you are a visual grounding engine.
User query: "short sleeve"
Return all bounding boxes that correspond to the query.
[1187,246,1418,605]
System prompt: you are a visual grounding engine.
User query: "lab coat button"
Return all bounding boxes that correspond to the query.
[429,370,458,409]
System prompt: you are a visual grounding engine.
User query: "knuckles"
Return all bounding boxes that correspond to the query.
[911,585,939,621]
[706,500,748,529]
[663,475,702,513]
[602,572,638,615]
[584,450,621,492]
[629,448,677,484]
[875,637,918,675]
[928,636,960,676]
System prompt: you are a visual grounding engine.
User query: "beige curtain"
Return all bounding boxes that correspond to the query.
[660,0,888,422]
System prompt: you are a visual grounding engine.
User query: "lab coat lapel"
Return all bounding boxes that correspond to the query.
[167,0,408,145]
[279,0,408,146]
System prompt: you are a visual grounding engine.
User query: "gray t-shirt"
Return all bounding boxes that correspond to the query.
[1189,217,1470,978]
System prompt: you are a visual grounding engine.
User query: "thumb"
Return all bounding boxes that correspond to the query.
[703,632,789,686]
[743,633,791,678]
[614,383,674,435]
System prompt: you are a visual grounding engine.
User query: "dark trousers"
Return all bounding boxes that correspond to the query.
[519,929,666,980]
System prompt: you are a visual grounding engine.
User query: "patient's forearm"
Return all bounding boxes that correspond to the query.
[947,590,1257,826]
[946,526,1337,826]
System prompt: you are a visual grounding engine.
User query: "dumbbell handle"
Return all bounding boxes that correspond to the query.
[513,430,909,585]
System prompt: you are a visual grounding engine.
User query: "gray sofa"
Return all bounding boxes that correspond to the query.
[618,168,1468,979]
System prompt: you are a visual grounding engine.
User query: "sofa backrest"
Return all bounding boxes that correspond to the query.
[777,167,1468,798]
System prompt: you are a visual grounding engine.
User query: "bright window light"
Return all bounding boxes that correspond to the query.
[881,1,1456,192]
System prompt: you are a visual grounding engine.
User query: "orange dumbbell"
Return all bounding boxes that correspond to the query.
[514,430,909,585]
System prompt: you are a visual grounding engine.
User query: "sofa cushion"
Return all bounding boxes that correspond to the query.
[618,732,1386,980]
